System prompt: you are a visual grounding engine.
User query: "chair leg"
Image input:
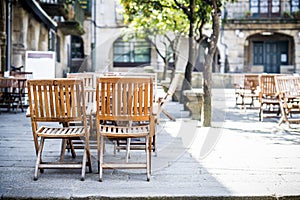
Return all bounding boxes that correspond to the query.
[152,134,157,156]
[125,138,131,163]
[259,103,263,121]
[34,137,45,181]
[68,139,76,158]
[113,140,117,155]
[146,136,150,181]
[97,132,100,174]
[86,145,92,173]
[60,139,67,161]
[81,148,87,181]
[99,135,104,182]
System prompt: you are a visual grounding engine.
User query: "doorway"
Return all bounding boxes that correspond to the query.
[253,40,288,73]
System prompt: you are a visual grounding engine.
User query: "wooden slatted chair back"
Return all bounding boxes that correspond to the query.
[244,74,259,92]
[67,73,94,88]
[96,76,153,122]
[27,79,87,124]
[259,74,278,97]
[275,75,300,97]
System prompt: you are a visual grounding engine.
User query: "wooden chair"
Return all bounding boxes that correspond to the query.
[235,74,259,109]
[233,74,245,105]
[275,75,300,126]
[95,76,154,181]
[66,72,97,150]
[27,79,92,181]
[258,74,281,121]
[109,73,157,154]
[0,77,27,113]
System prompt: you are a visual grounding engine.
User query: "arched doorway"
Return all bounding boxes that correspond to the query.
[246,32,294,73]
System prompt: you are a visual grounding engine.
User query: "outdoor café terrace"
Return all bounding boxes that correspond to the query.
[0,72,300,199]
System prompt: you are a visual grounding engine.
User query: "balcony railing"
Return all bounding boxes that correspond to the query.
[39,0,69,19]
[224,0,300,20]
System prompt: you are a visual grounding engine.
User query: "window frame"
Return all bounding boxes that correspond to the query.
[249,0,281,18]
[113,37,151,67]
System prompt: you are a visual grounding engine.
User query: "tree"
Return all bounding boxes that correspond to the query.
[121,0,223,127]
[121,0,188,80]
[172,0,220,127]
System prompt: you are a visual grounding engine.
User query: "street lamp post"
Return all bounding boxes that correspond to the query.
[6,0,12,72]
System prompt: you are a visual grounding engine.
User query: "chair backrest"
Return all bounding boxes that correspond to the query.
[244,74,259,91]
[0,77,13,92]
[259,74,279,97]
[67,73,94,88]
[94,72,157,96]
[275,75,300,97]
[96,76,153,122]
[27,79,87,123]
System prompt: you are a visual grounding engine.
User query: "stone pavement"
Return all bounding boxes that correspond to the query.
[1,89,300,199]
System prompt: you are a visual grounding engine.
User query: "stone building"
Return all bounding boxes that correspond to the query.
[221,0,300,74]
[0,0,91,77]
[92,1,193,74]
[3,0,298,78]
[93,0,300,76]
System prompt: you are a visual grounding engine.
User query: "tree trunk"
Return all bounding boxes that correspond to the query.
[202,0,221,127]
[202,54,213,127]
[163,59,169,80]
[181,0,195,103]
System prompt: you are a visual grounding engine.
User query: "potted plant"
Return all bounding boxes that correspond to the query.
[293,10,300,19]
[245,11,251,18]
[283,11,291,18]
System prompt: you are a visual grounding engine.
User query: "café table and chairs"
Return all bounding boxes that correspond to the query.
[0,76,28,113]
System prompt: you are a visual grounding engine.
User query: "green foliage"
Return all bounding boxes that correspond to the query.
[121,0,189,37]
[292,10,300,19]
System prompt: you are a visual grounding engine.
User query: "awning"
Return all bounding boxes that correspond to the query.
[21,0,57,31]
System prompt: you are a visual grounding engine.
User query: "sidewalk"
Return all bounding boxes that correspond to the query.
[0,89,300,199]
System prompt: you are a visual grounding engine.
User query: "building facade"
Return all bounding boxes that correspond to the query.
[94,0,300,76]
[0,0,91,77]
[92,0,192,74]
[221,0,300,74]
[3,0,297,77]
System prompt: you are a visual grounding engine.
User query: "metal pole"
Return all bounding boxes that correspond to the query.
[6,0,12,72]
[93,0,96,72]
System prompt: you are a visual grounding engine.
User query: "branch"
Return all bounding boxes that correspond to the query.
[174,0,190,16]
[147,36,166,62]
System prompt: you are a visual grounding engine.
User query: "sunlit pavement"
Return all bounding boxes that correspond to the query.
[0,88,300,199]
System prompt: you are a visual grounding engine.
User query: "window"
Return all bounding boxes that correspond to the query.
[250,0,280,17]
[291,0,300,12]
[49,31,55,51]
[113,38,151,67]
[56,36,61,62]
[71,36,84,59]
